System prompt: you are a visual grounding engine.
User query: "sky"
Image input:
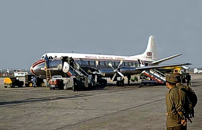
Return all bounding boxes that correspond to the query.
[0,0,202,69]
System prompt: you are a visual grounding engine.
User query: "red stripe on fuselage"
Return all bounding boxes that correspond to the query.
[67,72,72,76]
[32,60,45,68]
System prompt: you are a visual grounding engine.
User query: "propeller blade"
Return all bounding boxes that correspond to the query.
[112,73,117,81]
[117,71,124,78]
[117,60,123,68]
[108,62,114,69]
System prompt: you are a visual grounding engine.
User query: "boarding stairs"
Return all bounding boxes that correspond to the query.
[45,62,51,80]
[66,63,94,87]
[142,69,166,84]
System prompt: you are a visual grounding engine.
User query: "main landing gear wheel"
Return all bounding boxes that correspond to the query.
[116,81,124,86]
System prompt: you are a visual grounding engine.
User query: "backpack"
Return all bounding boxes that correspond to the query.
[179,86,197,121]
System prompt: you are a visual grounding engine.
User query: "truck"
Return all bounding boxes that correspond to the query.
[4,77,24,88]
[48,75,75,90]
[48,75,64,90]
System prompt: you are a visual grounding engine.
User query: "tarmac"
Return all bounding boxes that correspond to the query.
[0,74,201,130]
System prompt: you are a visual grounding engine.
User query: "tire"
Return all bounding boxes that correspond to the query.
[4,86,7,88]
[88,81,94,89]
[40,82,45,87]
[28,82,33,87]
[72,85,78,91]
[72,85,75,91]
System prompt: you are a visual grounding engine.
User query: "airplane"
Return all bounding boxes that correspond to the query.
[194,68,202,74]
[30,35,191,87]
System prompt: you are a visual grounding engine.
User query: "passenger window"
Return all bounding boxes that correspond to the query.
[133,62,138,67]
[111,62,115,66]
[125,62,129,66]
[100,61,105,66]
[81,60,89,65]
[75,60,81,65]
[128,62,132,66]
[89,61,95,66]
[115,61,120,66]
[105,61,110,66]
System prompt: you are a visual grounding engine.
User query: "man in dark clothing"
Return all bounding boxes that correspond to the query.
[69,57,74,67]
[44,54,49,68]
[186,73,191,86]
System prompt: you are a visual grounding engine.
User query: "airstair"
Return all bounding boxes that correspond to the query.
[45,61,51,80]
[64,62,94,88]
[142,69,166,84]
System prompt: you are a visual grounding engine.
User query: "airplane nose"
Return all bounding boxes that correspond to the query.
[30,60,45,75]
[30,66,35,75]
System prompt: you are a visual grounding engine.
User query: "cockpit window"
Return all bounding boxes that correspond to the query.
[49,56,53,59]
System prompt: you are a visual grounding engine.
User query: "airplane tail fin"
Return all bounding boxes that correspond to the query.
[194,68,198,73]
[130,35,158,61]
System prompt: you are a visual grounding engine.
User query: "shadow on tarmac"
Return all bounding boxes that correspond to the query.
[0,94,89,106]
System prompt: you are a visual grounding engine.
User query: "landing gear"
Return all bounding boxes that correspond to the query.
[115,77,124,86]
[98,78,107,87]
[127,76,131,85]
[73,78,78,91]
[116,80,124,86]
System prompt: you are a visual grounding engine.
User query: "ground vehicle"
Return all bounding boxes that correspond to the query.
[4,77,24,88]
[25,74,45,87]
[49,75,64,90]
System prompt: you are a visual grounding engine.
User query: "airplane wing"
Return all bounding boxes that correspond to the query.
[136,63,191,71]
[151,54,182,65]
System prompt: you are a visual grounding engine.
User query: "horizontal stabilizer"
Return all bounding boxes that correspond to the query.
[151,54,182,65]
[136,63,192,71]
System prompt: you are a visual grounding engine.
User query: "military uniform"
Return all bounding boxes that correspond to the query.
[166,74,187,130]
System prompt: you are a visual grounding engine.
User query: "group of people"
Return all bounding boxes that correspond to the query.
[165,73,197,130]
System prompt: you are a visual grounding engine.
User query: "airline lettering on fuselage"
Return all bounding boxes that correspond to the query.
[98,56,112,60]
[85,56,124,60]
[85,56,98,59]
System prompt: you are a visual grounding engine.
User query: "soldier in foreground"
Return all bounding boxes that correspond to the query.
[174,73,197,119]
[165,74,187,130]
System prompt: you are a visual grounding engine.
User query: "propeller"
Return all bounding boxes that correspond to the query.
[108,60,124,81]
